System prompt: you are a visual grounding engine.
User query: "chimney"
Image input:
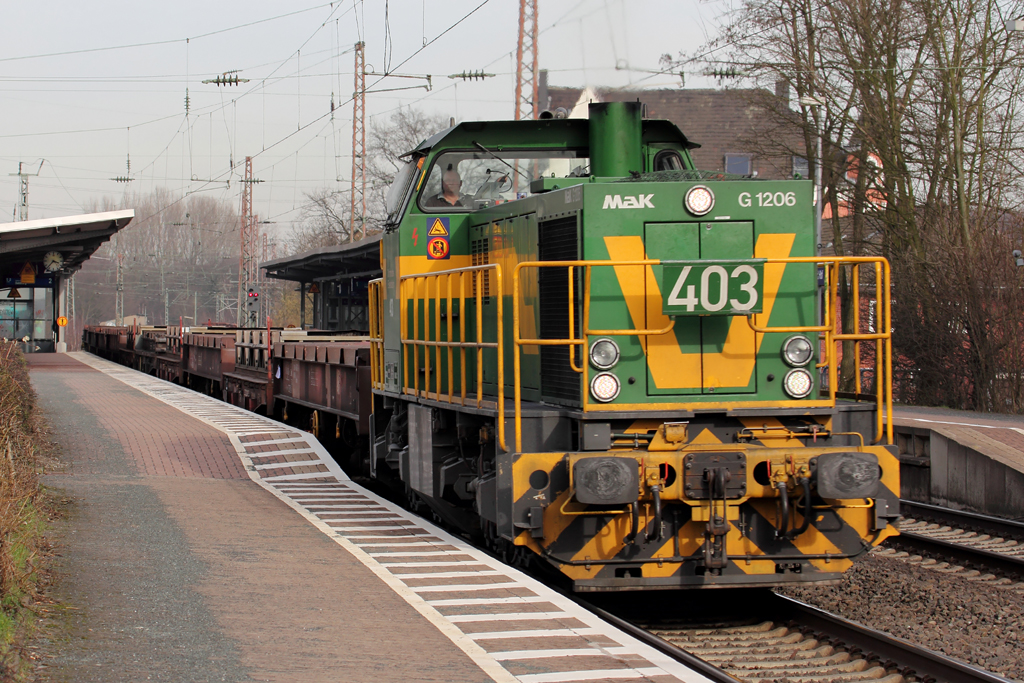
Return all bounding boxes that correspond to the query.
[538,69,550,113]
[775,80,791,108]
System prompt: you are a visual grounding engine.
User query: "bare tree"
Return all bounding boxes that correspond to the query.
[76,189,240,326]
[705,0,1024,411]
[288,107,450,254]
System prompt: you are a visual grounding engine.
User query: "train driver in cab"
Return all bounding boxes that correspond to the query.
[423,164,466,208]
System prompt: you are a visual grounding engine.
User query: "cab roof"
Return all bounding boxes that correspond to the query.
[401,117,699,158]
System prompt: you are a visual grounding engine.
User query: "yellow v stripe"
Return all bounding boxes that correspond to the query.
[604,233,795,390]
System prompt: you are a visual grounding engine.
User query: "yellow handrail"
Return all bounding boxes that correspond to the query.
[742,256,892,445]
[512,256,892,453]
[368,278,384,389]
[397,264,505,452]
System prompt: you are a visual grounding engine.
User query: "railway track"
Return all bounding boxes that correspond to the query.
[894,500,1024,577]
[583,591,1015,683]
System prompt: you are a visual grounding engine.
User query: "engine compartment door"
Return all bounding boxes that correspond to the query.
[644,221,757,395]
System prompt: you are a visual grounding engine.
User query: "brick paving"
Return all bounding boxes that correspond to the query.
[30,353,493,683]
[34,357,248,479]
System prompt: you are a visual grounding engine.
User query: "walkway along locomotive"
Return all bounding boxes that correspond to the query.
[367,101,900,590]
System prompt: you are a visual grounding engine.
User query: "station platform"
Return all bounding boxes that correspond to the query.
[892,405,1024,520]
[29,352,710,683]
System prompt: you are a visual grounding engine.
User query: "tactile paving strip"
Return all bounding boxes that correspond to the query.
[72,353,710,683]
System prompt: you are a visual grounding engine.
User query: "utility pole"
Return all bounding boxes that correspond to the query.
[514,0,539,121]
[68,274,76,350]
[350,41,367,243]
[259,232,267,324]
[237,156,263,326]
[9,161,44,221]
[115,252,124,326]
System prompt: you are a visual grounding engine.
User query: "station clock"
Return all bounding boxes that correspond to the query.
[43,251,64,273]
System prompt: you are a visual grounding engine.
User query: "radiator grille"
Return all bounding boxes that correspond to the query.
[538,215,581,403]
[470,237,490,304]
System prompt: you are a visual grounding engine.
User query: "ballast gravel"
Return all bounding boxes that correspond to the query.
[780,553,1024,681]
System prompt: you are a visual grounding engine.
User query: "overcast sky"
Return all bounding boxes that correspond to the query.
[0,0,727,241]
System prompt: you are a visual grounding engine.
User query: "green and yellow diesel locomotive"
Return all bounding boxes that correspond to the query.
[368,101,899,591]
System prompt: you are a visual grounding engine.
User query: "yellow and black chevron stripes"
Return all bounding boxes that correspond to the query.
[510,440,900,589]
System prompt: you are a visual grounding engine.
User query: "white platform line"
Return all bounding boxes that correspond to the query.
[378,561,482,568]
[240,437,309,447]
[352,541,449,548]
[446,612,570,623]
[409,582,523,593]
[247,448,318,458]
[274,486,348,492]
[235,431,302,437]
[470,628,600,640]
[491,648,632,661]
[368,550,462,557]
[428,597,548,607]
[253,459,327,471]
[334,535,439,541]
[261,472,340,482]
[330,526,414,532]
[392,571,504,580]
[319,517,405,523]
[291,495,368,499]
[517,668,665,683]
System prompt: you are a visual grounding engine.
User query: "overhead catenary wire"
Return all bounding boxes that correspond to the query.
[11,0,499,237]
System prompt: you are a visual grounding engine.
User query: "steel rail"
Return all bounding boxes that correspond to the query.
[893,531,1024,576]
[551,591,741,683]
[771,593,1016,683]
[566,588,1014,683]
[900,499,1024,539]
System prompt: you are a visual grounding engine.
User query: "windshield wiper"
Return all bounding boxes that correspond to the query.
[472,141,521,182]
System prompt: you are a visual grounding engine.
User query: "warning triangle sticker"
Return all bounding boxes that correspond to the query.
[7,288,19,299]
[308,283,320,294]
[427,218,449,237]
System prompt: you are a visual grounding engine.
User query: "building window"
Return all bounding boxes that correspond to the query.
[792,156,809,179]
[0,288,50,343]
[725,154,752,176]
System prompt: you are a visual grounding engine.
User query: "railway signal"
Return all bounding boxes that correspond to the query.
[246,287,260,312]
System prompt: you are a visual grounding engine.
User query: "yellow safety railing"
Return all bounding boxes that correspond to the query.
[512,257,892,454]
[744,257,892,446]
[399,264,505,452]
[368,278,385,390]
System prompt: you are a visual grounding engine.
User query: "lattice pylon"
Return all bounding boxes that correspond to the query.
[350,41,367,242]
[514,0,539,121]
[238,156,259,325]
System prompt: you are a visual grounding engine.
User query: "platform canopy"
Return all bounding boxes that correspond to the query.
[0,209,135,274]
[261,233,382,283]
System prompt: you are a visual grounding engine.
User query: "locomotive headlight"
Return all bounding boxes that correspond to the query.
[782,335,814,367]
[590,372,621,402]
[684,185,715,216]
[783,368,814,399]
[589,338,620,370]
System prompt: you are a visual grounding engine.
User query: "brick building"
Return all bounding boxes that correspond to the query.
[543,83,807,181]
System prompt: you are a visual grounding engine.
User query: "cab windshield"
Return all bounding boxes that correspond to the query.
[385,159,418,225]
[418,150,588,212]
